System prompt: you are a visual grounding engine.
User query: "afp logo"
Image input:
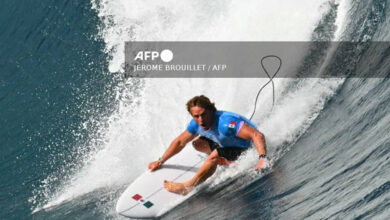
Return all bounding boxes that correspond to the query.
[133,49,173,63]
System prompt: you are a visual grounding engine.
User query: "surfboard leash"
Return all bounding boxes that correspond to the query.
[249,55,282,120]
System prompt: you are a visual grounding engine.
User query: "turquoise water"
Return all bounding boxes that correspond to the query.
[0,1,115,219]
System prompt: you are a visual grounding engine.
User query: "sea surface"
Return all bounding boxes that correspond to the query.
[1,0,390,219]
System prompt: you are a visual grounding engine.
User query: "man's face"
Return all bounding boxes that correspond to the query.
[190,106,214,130]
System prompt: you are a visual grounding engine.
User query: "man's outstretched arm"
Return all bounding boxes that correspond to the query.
[237,123,268,170]
[148,130,196,171]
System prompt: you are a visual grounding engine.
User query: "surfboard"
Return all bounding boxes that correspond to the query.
[116,146,206,218]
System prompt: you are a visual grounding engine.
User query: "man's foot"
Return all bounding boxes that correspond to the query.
[164,180,193,195]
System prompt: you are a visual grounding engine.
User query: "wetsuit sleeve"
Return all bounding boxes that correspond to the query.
[187,119,199,135]
[218,116,245,137]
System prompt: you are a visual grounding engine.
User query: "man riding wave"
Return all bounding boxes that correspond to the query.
[148,95,269,195]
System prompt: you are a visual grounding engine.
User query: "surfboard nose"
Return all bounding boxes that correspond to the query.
[116,187,159,218]
[115,192,127,214]
[116,147,204,218]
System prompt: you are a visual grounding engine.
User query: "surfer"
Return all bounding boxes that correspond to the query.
[148,95,269,195]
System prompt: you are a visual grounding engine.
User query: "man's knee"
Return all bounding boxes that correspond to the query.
[192,138,206,151]
[192,138,200,149]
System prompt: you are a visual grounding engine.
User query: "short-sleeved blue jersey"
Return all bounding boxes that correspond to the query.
[187,110,257,148]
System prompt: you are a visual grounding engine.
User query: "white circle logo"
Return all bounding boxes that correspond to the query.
[160,49,173,62]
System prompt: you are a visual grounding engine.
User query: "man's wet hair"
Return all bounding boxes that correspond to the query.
[186,95,217,113]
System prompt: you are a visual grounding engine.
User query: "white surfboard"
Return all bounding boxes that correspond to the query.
[116,146,206,218]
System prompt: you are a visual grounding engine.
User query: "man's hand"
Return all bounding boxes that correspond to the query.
[148,160,163,172]
[255,157,270,171]
[148,131,195,172]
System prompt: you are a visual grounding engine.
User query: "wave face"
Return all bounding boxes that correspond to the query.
[1,0,390,219]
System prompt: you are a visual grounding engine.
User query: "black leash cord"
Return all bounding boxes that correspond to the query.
[249,55,282,120]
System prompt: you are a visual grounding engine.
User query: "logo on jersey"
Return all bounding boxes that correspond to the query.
[228,121,236,131]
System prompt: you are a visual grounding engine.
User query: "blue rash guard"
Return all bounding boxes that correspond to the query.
[187,110,258,148]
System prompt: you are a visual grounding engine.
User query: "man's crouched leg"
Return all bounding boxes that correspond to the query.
[192,137,212,154]
[164,149,219,195]
[192,137,232,165]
